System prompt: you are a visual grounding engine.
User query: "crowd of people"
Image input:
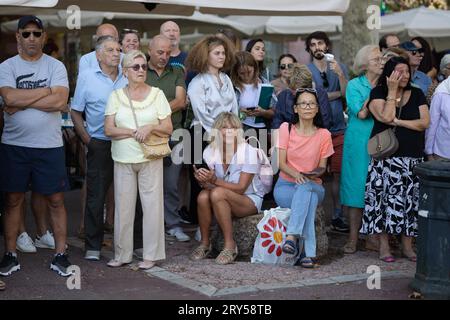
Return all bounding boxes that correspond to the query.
[1,15,450,287]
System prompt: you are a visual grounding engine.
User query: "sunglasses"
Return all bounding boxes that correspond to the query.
[320,72,329,88]
[296,88,317,94]
[280,63,294,70]
[411,48,425,56]
[127,64,147,71]
[122,28,139,33]
[21,31,42,39]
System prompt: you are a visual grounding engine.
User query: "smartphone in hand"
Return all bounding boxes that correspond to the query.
[246,107,256,111]
[195,163,210,170]
[302,168,323,177]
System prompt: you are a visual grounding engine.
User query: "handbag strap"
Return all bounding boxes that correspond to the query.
[392,104,403,133]
[124,86,140,130]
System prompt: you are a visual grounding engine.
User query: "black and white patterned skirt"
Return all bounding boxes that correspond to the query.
[361,157,422,237]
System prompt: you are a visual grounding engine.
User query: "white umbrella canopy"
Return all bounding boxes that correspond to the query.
[0,9,253,35]
[381,7,450,38]
[0,0,350,16]
[227,15,342,36]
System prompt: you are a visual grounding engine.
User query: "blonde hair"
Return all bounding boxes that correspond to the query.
[288,63,313,90]
[121,50,147,69]
[209,112,244,150]
[353,45,379,76]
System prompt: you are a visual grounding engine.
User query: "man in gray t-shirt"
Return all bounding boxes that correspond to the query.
[0,15,72,277]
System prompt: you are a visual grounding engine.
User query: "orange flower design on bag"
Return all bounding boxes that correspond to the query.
[260,216,286,256]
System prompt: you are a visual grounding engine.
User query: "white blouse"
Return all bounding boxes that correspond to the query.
[187,72,238,133]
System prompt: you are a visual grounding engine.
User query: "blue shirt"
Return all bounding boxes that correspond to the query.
[168,51,188,71]
[412,70,432,96]
[71,64,128,140]
[271,88,332,130]
[308,62,348,133]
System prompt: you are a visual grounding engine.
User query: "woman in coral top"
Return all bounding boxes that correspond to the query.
[274,89,334,268]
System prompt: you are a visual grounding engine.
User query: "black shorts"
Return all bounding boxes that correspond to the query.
[0,144,69,195]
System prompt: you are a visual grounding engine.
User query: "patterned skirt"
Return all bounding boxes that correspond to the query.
[361,157,423,237]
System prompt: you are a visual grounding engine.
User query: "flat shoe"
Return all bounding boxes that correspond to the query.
[343,240,357,254]
[138,261,155,270]
[379,255,395,263]
[107,259,129,268]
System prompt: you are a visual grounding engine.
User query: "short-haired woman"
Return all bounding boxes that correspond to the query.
[274,89,333,268]
[104,50,172,269]
[363,56,430,263]
[340,45,384,254]
[120,29,140,54]
[189,112,269,265]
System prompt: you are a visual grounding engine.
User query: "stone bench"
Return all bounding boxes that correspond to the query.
[210,205,329,258]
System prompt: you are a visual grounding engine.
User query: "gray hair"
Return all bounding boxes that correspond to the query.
[440,54,450,73]
[95,35,118,52]
[121,50,147,69]
[353,45,379,76]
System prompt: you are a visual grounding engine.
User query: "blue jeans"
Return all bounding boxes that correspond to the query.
[273,177,325,257]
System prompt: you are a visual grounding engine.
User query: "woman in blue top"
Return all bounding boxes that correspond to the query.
[340,45,384,254]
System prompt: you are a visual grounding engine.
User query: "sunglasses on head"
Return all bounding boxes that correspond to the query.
[280,63,293,70]
[21,31,42,39]
[127,64,147,71]
[320,71,329,88]
[296,88,317,94]
[122,28,139,33]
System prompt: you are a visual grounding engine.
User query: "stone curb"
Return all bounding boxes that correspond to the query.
[67,237,414,297]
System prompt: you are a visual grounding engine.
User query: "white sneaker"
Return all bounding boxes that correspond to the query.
[194,227,201,242]
[16,232,37,253]
[35,230,55,249]
[165,227,190,242]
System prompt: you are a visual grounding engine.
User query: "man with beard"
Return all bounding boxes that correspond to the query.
[305,31,349,233]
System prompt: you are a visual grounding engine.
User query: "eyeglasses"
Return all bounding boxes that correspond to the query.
[126,64,147,71]
[280,63,294,70]
[295,102,318,109]
[21,31,42,39]
[369,57,384,64]
[320,72,329,88]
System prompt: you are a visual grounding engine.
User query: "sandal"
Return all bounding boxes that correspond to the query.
[379,255,396,263]
[299,257,315,268]
[215,246,238,265]
[282,239,297,255]
[190,243,212,261]
[343,240,357,254]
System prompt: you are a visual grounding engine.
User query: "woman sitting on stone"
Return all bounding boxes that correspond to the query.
[190,112,269,265]
[274,89,334,268]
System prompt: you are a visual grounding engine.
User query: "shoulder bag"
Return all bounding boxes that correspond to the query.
[367,104,403,159]
[124,87,171,160]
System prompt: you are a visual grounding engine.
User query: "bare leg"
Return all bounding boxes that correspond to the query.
[379,233,392,258]
[31,192,49,237]
[347,207,362,243]
[18,198,26,235]
[210,187,257,250]
[196,190,212,247]
[4,193,25,252]
[45,192,67,254]
[401,234,416,258]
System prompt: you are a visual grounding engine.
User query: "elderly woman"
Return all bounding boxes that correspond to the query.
[340,45,384,254]
[190,112,269,264]
[362,56,430,263]
[271,54,298,95]
[185,35,238,220]
[274,89,334,268]
[425,58,450,161]
[104,50,172,269]
[272,63,332,130]
[120,29,140,54]
[231,51,274,133]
